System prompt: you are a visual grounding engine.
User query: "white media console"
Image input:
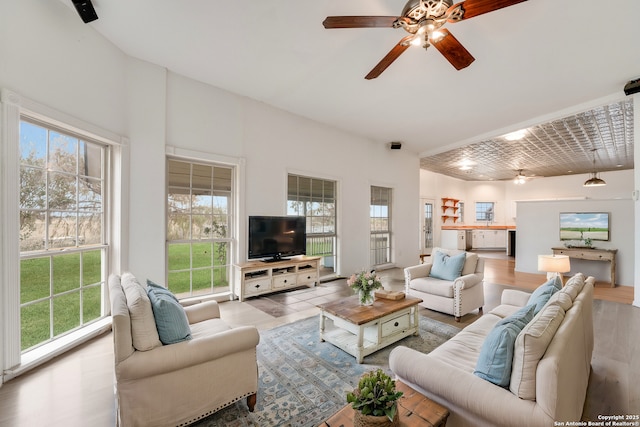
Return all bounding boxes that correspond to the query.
[233,256,321,301]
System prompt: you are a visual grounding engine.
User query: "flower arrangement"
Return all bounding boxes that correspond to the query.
[347,270,383,305]
[347,369,403,423]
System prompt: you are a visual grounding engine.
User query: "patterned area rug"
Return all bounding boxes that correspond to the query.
[193,315,460,427]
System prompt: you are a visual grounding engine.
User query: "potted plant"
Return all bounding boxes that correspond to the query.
[347,270,383,305]
[346,369,403,427]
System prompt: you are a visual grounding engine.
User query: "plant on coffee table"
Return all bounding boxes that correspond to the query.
[347,369,403,425]
[347,270,382,305]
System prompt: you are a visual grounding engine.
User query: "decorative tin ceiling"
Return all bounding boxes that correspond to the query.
[420,99,634,181]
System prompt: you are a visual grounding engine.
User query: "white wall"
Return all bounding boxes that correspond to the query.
[516,199,634,286]
[0,0,127,136]
[164,72,421,275]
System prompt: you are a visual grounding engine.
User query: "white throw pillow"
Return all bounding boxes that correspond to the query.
[547,291,573,311]
[561,273,586,301]
[122,272,162,351]
[510,304,565,399]
[461,252,479,276]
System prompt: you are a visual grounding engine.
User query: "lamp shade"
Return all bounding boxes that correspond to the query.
[537,255,571,273]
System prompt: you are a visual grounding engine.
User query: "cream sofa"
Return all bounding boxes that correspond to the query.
[404,247,485,321]
[390,273,595,427]
[108,273,260,427]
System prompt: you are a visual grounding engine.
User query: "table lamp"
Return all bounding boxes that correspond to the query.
[538,254,571,286]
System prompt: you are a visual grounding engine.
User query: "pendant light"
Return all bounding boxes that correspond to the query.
[583,149,606,187]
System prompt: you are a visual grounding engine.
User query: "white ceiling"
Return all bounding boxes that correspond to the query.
[65,0,640,179]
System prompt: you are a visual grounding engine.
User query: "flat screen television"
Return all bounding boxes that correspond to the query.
[559,212,610,241]
[248,216,306,261]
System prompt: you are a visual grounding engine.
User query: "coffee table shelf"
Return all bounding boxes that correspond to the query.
[318,295,422,363]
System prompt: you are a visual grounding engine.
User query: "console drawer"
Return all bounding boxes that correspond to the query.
[244,278,271,295]
[273,274,296,289]
[297,271,317,285]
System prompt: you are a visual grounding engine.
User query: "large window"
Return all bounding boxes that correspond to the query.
[370,186,392,267]
[19,118,108,352]
[166,159,234,298]
[287,174,336,274]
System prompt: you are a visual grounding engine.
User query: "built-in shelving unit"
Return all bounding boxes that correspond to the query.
[441,197,460,223]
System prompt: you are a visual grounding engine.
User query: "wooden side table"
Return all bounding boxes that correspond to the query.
[319,380,449,427]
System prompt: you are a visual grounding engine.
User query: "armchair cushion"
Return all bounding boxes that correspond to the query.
[429,250,466,281]
[411,278,454,298]
[147,282,192,345]
[121,273,161,351]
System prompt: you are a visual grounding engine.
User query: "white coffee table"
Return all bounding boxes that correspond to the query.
[318,295,422,363]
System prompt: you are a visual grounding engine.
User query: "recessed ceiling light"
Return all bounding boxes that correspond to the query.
[504,129,527,141]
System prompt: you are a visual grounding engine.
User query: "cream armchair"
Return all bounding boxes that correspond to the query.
[405,248,484,322]
[109,273,260,427]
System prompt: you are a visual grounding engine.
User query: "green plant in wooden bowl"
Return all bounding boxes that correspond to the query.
[347,369,403,426]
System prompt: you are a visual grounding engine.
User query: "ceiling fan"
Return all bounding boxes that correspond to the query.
[323,0,528,79]
[511,169,541,184]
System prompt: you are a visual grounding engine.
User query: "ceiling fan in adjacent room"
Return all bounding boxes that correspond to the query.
[323,0,528,79]
[511,169,541,184]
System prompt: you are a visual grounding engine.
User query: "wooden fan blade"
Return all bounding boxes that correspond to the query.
[365,36,412,80]
[323,16,400,29]
[456,0,528,20]
[432,28,475,70]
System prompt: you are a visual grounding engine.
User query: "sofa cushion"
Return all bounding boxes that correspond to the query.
[146,282,192,345]
[429,251,466,281]
[474,304,535,387]
[547,291,573,311]
[409,277,454,298]
[510,304,566,399]
[527,278,559,315]
[561,273,585,301]
[121,273,162,351]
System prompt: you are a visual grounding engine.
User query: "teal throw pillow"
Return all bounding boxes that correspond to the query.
[147,279,180,302]
[146,281,192,345]
[429,251,466,281]
[527,278,560,315]
[474,304,535,387]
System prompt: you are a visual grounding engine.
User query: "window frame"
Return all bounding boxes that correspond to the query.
[475,201,495,223]
[1,90,124,379]
[287,174,337,275]
[370,185,393,267]
[18,117,110,353]
[165,157,236,299]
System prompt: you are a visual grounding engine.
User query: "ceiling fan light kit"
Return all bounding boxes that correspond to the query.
[323,0,529,79]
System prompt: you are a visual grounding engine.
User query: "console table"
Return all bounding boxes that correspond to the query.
[551,247,617,287]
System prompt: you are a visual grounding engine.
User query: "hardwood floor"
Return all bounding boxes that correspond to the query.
[0,254,637,426]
